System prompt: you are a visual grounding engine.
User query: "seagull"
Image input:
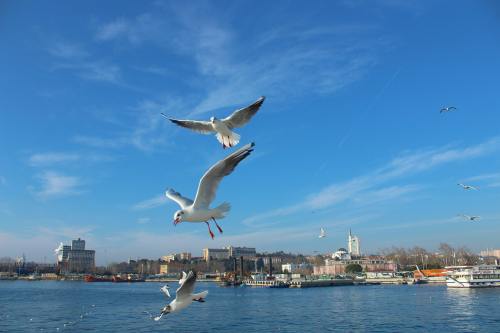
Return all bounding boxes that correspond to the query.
[318,227,326,238]
[166,142,255,239]
[459,214,480,221]
[440,106,457,113]
[155,271,208,321]
[160,285,171,298]
[457,183,478,190]
[162,97,265,149]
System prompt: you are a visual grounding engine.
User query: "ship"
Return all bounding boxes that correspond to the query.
[446,265,500,288]
[111,274,145,283]
[85,275,113,282]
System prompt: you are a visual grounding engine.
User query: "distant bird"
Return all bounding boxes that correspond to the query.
[459,214,480,221]
[440,106,457,113]
[162,97,265,149]
[318,227,326,238]
[160,285,171,298]
[457,183,478,190]
[155,271,208,321]
[166,143,255,239]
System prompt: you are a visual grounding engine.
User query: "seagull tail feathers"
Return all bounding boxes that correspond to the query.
[216,132,240,148]
[216,202,231,217]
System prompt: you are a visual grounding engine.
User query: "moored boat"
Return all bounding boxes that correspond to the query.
[446,265,500,288]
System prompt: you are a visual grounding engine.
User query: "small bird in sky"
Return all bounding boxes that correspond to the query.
[166,143,255,239]
[440,106,457,113]
[318,227,326,238]
[459,214,480,221]
[163,96,265,149]
[155,271,208,321]
[457,183,478,190]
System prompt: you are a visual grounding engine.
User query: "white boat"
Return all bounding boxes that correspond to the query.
[446,265,500,288]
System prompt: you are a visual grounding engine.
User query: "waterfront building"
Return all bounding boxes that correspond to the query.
[179,252,192,260]
[480,249,500,258]
[314,257,397,275]
[55,238,95,274]
[162,254,176,262]
[159,262,184,274]
[348,229,361,256]
[333,248,351,261]
[203,248,230,261]
[226,246,256,259]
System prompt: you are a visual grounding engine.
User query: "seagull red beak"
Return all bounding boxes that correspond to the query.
[173,218,180,226]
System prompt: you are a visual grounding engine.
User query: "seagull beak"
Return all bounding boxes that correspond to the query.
[173,218,180,226]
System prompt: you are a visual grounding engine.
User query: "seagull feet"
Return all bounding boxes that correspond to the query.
[205,221,215,239]
[194,298,205,303]
[212,218,223,234]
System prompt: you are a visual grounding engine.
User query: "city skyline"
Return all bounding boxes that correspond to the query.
[1,1,500,263]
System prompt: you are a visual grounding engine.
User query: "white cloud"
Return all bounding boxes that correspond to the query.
[244,137,500,225]
[48,41,89,59]
[29,152,80,167]
[464,172,500,188]
[0,176,6,185]
[95,18,129,41]
[132,194,168,210]
[33,171,83,199]
[136,217,150,224]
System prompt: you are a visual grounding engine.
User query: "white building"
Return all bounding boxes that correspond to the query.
[348,229,361,256]
[332,248,351,261]
[55,238,95,274]
[226,246,256,258]
[203,248,230,261]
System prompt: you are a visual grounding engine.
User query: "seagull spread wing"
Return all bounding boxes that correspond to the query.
[222,97,265,129]
[166,189,194,209]
[176,271,197,301]
[160,285,171,298]
[166,117,214,134]
[193,143,255,208]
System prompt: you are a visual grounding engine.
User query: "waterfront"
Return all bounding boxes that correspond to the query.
[1,282,500,332]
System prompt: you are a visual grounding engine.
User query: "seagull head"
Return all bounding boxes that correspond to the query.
[210,116,216,123]
[161,305,171,315]
[173,210,184,225]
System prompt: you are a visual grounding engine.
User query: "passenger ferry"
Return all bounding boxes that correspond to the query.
[446,265,500,288]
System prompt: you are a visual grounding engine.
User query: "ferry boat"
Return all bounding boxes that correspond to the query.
[85,275,113,282]
[446,265,500,288]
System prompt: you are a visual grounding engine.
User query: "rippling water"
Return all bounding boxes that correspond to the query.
[1,281,500,332]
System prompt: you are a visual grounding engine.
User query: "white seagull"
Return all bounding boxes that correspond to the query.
[457,183,478,190]
[160,285,171,298]
[162,97,265,149]
[318,227,326,238]
[166,142,255,239]
[459,214,480,221]
[155,271,208,321]
[440,106,457,113]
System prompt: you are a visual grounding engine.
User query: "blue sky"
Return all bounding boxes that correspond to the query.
[1,1,500,264]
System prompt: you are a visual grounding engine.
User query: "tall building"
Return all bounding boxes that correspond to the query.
[203,248,230,261]
[348,229,361,256]
[480,249,500,258]
[226,246,256,259]
[55,238,95,274]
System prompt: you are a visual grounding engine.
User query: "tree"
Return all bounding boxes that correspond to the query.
[345,263,363,274]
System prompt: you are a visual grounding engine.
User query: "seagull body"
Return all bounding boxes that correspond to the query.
[440,106,457,113]
[319,227,326,238]
[457,183,478,190]
[166,142,255,238]
[160,285,171,298]
[156,271,208,321]
[460,214,480,221]
[163,97,265,149]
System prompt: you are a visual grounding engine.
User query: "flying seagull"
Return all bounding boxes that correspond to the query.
[440,106,457,113]
[160,285,171,298]
[318,227,326,238]
[155,271,208,321]
[459,214,480,221]
[457,183,478,190]
[162,97,265,149]
[166,142,255,239]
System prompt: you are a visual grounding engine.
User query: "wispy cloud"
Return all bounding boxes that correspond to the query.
[464,172,500,188]
[48,41,89,59]
[32,171,83,199]
[132,194,167,210]
[136,217,150,224]
[0,176,6,185]
[29,152,80,167]
[244,137,500,225]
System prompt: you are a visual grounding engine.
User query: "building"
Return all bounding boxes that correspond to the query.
[159,262,185,274]
[226,246,256,259]
[314,257,397,275]
[162,252,192,262]
[162,254,176,262]
[333,248,351,261]
[55,238,95,274]
[179,252,192,261]
[480,249,500,258]
[348,229,361,256]
[203,248,230,261]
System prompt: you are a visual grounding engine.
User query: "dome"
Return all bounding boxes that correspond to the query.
[337,248,347,252]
